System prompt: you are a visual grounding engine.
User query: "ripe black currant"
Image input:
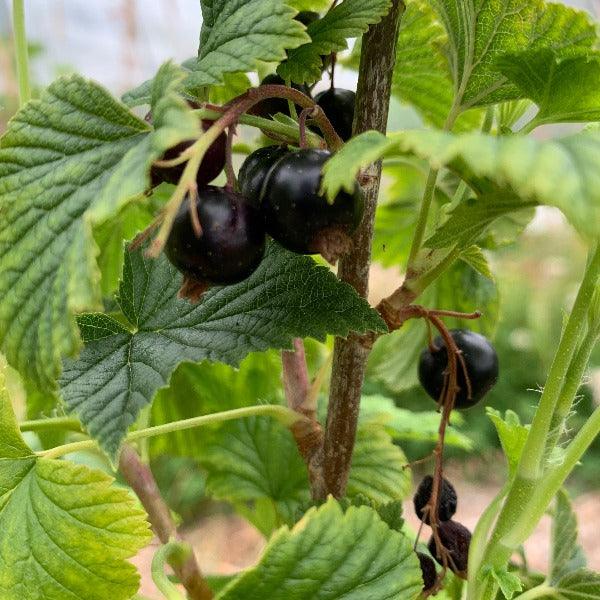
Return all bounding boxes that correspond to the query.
[295,11,319,26]
[238,145,289,206]
[261,149,364,261]
[418,329,499,409]
[416,552,437,593]
[413,475,457,524]
[314,88,356,141]
[165,186,266,288]
[250,74,311,119]
[151,120,226,187]
[428,520,472,578]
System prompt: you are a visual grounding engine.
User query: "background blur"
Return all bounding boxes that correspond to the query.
[2,1,600,596]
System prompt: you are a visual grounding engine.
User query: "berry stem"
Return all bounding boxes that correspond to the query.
[321,0,406,499]
[298,107,318,149]
[151,542,191,600]
[12,0,31,107]
[224,123,237,190]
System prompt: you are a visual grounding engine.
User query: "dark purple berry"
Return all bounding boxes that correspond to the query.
[413,475,457,524]
[165,186,266,286]
[418,329,499,409]
[314,88,355,141]
[250,74,311,119]
[261,149,364,261]
[428,520,471,578]
[238,146,290,206]
[151,120,226,187]
[416,552,437,592]
[295,11,319,26]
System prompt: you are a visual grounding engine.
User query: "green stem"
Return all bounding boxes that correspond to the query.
[151,542,190,600]
[517,244,600,480]
[38,405,303,460]
[12,0,31,106]
[545,324,600,455]
[20,416,84,434]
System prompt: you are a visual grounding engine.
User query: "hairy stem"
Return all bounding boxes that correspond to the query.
[321,1,406,499]
[20,416,84,434]
[282,339,326,498]
[12,0,31,106]
[119,446,213,600]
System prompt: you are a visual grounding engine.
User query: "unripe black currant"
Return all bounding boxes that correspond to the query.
[428,520,472,578]
[416,552,437,593]
[413,475,457,524]
[250,74,311,119]
[314,88,356,141]
[238,145,289,206]
[261,149,364,262]
[165,186,266,288]
[151,120,226,187]
[418,329,499,409]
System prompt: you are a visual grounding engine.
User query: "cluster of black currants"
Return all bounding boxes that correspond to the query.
[413,476,471,592]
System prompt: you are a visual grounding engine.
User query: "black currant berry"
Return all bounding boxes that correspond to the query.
[314,88,356,141]
[418,329,499,409]
[165,186,266,289]
[250,74,311,119]
[151,120,226,187]
[416,552,437,593]
[238,146,289,206]
[261,149,364,262]
[428,520,472,578]
[295,11,319,26]
[413,475,457,524]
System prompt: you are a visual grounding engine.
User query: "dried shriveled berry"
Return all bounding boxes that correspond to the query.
[418,329,499,409]
[428,520,472,578]
[416,552,437,593]
[413,475,457,523]
[165,186,266,289]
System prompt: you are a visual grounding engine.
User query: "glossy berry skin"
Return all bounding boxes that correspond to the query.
[416,552,437,592]
[250,74,311,119]
[295,11,319,26]
[418,329,499,409]
[314,88,356,141]
[261,149,364,254]
[428,520,472,578]
[165,186,266,286]
[413,475,457,524]
[238,146,289,206]
[151,120,226,187]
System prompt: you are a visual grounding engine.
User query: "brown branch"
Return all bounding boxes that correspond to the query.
[320,1,407,499]
[281,339,326,499]
[119,445,213,600]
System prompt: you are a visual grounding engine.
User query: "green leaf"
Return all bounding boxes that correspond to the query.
[359,395,473,450]
[60,242,385,459]
[279,0,392,84]
[0,375,151,600]
[498,50,600,127]
[0,64,197,389]
[551,570,600,599]
[550,489,586,585]
[484,566,522,599]
[487,408,529,477]
[287,0,330,11]
[188,1,309,88]
[198,415,309,536]
[347,424,412,503]
[394,128,600,241]
[149,352,283,458]
[392,1,481,131]
[432,0,598,109]
[460,246,494,281]
[216,498,423,600]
